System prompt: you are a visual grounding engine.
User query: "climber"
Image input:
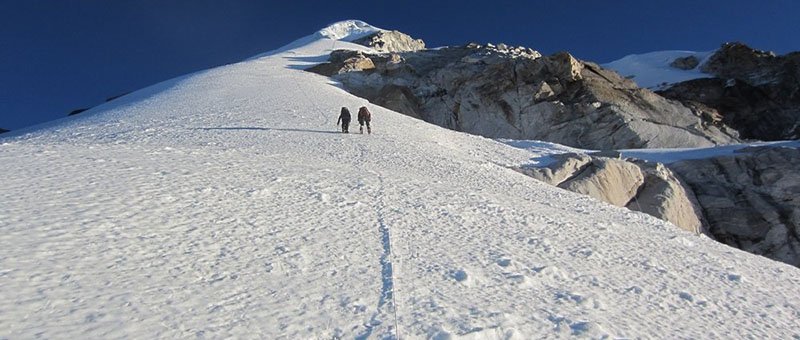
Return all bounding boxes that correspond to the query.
[357,106,372,134]
[337,107,351,133]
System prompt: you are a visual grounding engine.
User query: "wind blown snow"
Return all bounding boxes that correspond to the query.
[2,22,799,339]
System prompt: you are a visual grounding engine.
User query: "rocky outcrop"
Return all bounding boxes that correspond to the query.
[352,30,425,53]
[307,50,376,76]
[67,92,131,117]
[0,128,8,134]
[670,55,700,70]
[670,146,800,267]
[518,153,706,234]
[309,43,739,149]
[68,108,90,116]
[105,92,131,102]
[700,42,779,80]
[519,145,800,267]
[659,42,800,140]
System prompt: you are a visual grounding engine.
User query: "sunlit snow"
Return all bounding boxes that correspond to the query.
[2,21,799,339]
[602,50,714,90]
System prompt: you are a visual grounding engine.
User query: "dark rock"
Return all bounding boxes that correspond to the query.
[659,77,799,140]
[106,91,131,102]
[589,150,622,158]
[0,128,9,134]
[670,55,700,70]
[65,91,130,117]
[670,146,800,267]
[700,42,778,79]
[306,50,376,76]
[660,42,800,140]
[68,108,89,116]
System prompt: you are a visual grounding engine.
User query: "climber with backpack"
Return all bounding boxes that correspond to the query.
[337,106,351,133]
[357,106,372,134]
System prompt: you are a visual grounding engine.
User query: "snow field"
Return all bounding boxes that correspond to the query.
[2,23,800,338]
[602,50,714,89]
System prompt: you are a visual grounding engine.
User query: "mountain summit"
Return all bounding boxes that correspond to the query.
[1,21,799,339]
[316,20,383,41]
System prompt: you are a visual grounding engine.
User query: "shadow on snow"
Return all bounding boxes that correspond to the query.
[192,127,342,135]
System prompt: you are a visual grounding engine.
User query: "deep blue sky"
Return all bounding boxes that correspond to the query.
[2,0,798,130]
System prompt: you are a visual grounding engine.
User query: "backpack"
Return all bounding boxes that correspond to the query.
[358,107,371,122]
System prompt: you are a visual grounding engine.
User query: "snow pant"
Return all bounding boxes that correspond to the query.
[341,120,350,133]
[359,119,371,134]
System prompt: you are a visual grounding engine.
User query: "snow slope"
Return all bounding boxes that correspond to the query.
[603,50,714,89]
[2,21,800,338]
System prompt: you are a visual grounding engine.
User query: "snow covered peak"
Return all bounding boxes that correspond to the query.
[315,20,384,42]
[250,20,383,59]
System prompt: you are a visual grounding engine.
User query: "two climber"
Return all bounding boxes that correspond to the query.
[337,106,372,134]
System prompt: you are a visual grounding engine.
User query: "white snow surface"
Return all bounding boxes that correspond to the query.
[603,50,714,89]
[2,22,800,339]
[619,140,800,164]
[505,139,800,165]
[317,19,384,41]
[251,20,382,59]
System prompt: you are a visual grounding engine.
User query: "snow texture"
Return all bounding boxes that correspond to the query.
[2,22,800,339]
[603,50,714,89]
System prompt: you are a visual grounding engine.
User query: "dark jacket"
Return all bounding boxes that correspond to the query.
[337,107,351,124]
[357,106,371,123]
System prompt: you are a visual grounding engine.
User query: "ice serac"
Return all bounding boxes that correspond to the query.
[307,42,740,149]
[518,154,705,234]
[670,146,800,267]
[658,42,800,141]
